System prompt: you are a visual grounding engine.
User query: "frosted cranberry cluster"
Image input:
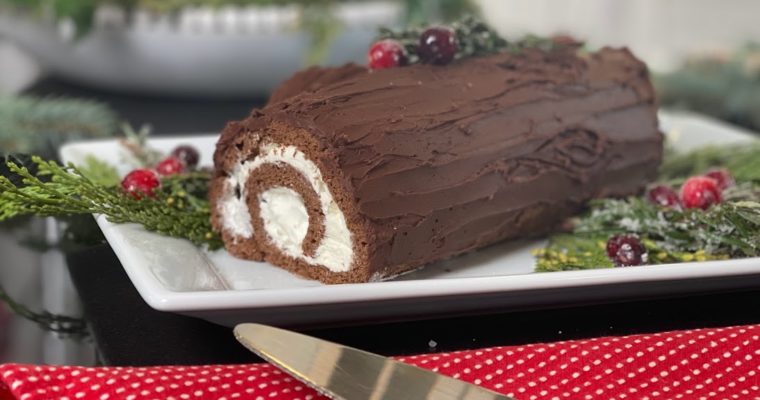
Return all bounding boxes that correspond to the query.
[120,145,200,199]
[367,26,458,69]
[605,168,735,268]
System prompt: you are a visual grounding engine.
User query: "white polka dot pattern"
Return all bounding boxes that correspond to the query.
[1,325,759,399]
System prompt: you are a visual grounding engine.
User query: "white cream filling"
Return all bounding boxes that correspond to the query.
[220,183,254,238]
[259,187,309,256]
[219,143,353,272]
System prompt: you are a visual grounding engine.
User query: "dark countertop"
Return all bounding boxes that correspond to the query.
[29,77,760,366]
[66,243,760,366]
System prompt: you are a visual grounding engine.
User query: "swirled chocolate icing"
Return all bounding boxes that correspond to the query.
[212,46,663,283]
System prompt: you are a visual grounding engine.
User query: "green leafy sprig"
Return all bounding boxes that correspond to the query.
[0,157,222,250]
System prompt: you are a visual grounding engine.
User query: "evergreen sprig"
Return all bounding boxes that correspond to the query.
[119,124,163,168]
[0,96,118,160]
[659,142,760,183]
[577,195,760,256]
[534,195,760,271]
[378,16,563,65]
[79,155,121,186]
[536,142,760,272]
[536,196,760,272]
[0,157,222,250]
[655,43,760,133]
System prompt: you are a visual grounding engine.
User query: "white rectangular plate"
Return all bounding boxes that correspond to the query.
[60,111,760,327]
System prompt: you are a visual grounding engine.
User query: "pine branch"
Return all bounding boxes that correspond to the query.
[0,157,222,250]
[402,0,480,26]
[655,43,760,133]
[576,195,760,256]
[659,142,760,183]
[537,143,760,272]
[536,185,760,272]
[0,96,118,160]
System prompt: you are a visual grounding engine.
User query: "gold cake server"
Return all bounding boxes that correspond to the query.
[234,323,514,400]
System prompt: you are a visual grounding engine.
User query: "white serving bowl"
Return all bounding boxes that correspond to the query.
[0,2,401,97]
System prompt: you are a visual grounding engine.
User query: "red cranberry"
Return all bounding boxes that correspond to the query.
[418,26,458,65]
[606,234,628,258]
[704,168,734,190]
[367,39,407,69]
[647,185,680,208]
[156,156,185,176]
[680,176,722,210]
[121,169,160,199]
[606,234,647,267]
[171,145,200,169]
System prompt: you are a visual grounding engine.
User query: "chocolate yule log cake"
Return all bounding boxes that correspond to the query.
[210,20,664,284]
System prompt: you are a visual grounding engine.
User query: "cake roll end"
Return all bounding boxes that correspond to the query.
[210,120,373,283]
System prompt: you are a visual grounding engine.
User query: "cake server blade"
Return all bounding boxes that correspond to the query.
[234,323,514,400]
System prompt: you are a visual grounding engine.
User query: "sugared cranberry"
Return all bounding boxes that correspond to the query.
[121,169,160,199]
[156,156,185,176]
[606,234,647,267]
[418,26,458,65]
[680,176,722,210]
[367,39,407,69]
[704,168,734,190]
[647,185,680,208]
[171,145,200,169]
[606,234,628,258]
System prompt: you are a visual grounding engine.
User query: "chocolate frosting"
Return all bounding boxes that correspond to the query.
[215,46,663,280]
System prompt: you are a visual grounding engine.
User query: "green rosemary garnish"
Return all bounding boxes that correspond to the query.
[0,157,222,250]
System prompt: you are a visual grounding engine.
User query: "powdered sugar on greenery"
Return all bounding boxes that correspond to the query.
[536,143,760,272]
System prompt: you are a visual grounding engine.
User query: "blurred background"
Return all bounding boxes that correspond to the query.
[1,0,760,365]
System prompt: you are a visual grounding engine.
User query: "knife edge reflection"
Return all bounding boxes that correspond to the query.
[233,323,514,400]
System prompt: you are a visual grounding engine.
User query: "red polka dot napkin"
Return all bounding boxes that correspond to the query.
[1,324,759,400]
